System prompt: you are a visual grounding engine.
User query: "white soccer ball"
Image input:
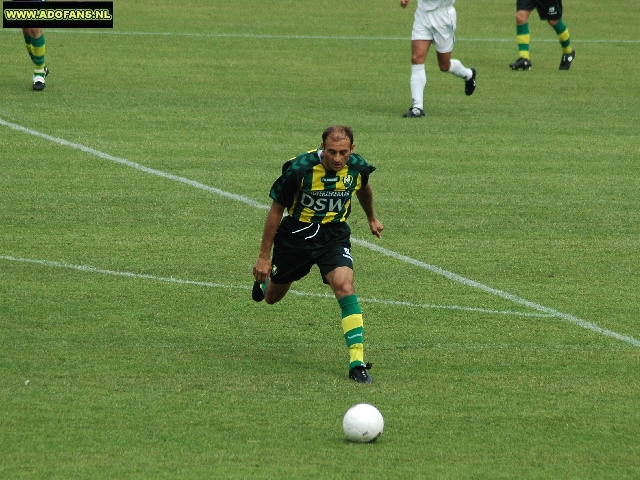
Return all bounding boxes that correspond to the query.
[342,403,384,443]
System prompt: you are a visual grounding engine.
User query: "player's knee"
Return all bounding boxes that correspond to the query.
[264,294,280,305]
[334,284,355,299]
[264,289,285,304]
[438,58,451,72]
[515,11,529,24]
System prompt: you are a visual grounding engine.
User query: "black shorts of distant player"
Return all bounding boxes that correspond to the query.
[517,0,563,20]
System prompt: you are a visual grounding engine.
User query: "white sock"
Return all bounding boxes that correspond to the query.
[410,64,426,110]
[448,59,472,80]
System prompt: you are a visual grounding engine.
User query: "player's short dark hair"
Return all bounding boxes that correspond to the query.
[322,125,354,145]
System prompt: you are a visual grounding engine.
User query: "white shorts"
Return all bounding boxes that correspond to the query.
[411,6,457,53]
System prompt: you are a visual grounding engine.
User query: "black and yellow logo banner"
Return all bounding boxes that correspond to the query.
[3,1,113,28]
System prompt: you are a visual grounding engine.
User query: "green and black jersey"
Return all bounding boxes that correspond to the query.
[269,149,375,224]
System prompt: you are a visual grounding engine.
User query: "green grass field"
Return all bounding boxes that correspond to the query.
[1,0,639,478]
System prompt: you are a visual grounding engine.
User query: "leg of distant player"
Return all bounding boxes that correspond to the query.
[510,9,534,70]
[22,29,36,64]
[409,40,429,111]
[515,10,532,60]
[436,50,475,96]
[410,7,474,105]
[549,17,575,69]
[22,27,47,90]
[549,18,571,54]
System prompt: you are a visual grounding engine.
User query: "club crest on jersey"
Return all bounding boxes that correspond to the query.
[342,175,354,188]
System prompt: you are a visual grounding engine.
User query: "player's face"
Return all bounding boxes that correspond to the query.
[321,136,354,172]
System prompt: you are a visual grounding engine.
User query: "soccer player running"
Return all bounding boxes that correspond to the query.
[401,0,476,118]
[252,126,384,384]
[13,0,49,90]
[510,0,575,71]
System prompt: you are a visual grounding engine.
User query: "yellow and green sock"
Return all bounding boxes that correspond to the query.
[516,23,531,60]
[552,19,572,54]
[339,294,365,370]
[25,33,46,75]
[23,34,35,63]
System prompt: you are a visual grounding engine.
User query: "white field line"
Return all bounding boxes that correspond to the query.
[0,255,552,319]
[1,28,638,43]
[0,119,268,211]
[2,118,639,348]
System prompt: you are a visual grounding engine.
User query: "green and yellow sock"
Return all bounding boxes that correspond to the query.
[552,19,572,54]
[516,23,531,60]
[31,33,46,72]
[339,294,365,369]
[23,34,35,63]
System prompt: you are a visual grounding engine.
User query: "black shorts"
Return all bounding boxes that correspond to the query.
[517,0,563,20]
[270,216,353,285]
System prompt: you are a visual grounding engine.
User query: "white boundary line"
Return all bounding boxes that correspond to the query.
[0,255,553,319]
[1,117,639,348]
[0,118,268,211]
[1,28,638,43]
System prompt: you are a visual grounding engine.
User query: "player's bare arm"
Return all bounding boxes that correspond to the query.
[356,184,383,238]
[253,201,286,283]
